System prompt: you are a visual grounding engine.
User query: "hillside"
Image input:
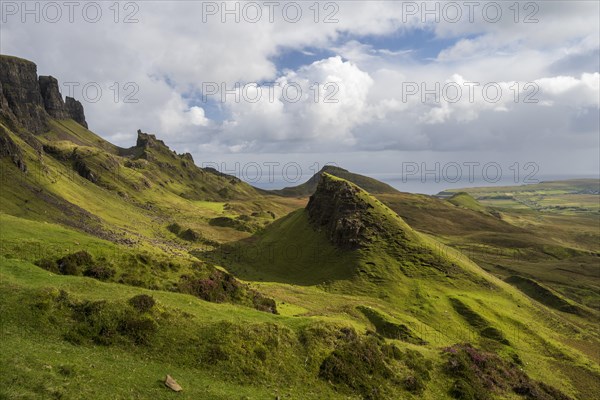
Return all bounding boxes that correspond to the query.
[211,173,600,398]
[1,55,599,400]
[447,192,490,214]
[428,180,600,310]
[273,165,399,197]
[0,55,303,250]
[216,173,470,291]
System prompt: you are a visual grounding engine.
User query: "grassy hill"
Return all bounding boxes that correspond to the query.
[373,185,600,312]
[215,174,485,292]
[447,192,490,214]
[3,204,600,399]
[0,118,300,249]
[273,165,399,197]
[1,56,599,399]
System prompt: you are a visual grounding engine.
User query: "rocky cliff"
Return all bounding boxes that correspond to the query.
[306,173,375,249]
[0,55,87,133]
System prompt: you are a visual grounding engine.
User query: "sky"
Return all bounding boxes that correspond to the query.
[1,0,599,193]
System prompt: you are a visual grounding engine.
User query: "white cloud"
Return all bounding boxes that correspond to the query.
[0,0,597,175]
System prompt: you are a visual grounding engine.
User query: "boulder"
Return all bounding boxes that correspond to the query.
[164,375,182,392]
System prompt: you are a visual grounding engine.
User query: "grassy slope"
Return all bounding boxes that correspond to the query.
[274,165,399,197]
[219,174,479,294]
[209,175,600,398]
[376,185,600,312]
[0,258,344,400]
[1,119,300,249]
[3,215,600,399]
[447,192,490,214]
[441,180,600,214]
[1,117,600,398]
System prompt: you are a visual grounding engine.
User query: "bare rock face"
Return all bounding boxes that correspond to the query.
[0,81,10,111]
[136,130,167,150]
[65,96,88,128]
[0,55,88,133]
[0,55,48,133]
[306,174,374,250]
[0,125,27,171]
[39,75,88,128]
[39,75,71,119]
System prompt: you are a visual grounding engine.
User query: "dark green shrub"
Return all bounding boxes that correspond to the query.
[118,314,158,344]
[254,346,268,362]
[252,293,278,314]
[69,300,120,345]
[319,334,397,400]
[442,343,572,400]
[167,222,182,235]
[178,270,277,313]
[403,375,427,393]
[67,298,158,346]
[204,344,230,364]
[180,228,201,242]
[404,349,431,376]
[36,258,59,273]
[128,294,156,313]
[56,251,93,276]
[83,264,116,280]
[450,378,477,400]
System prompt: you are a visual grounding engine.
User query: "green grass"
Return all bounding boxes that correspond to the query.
[447,192,489,214]
[0,261,350,399]
[505,276,585,315]
[443,180,600,214]
[377,181,600,314]
[211,209,357,285]
[1,112,599,399]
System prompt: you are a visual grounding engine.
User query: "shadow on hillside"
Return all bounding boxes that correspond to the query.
[195,210,357,286]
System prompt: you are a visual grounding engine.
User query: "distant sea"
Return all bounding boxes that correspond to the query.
[250,174,600,195]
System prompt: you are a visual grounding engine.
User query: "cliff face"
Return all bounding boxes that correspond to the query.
[65,96,88,128]
[306,174,374,250]
[0,56,48,133]
[39,75,71,120]
[0,125,27,171]
[0,55,88,133]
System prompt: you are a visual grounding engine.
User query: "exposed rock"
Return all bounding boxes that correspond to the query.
[0,81,11,115]
[39,75,88,128]
[0,125,27,171]
[0,55,48,133]
[306,174,374,250]
[181,152,194,164]
[39,76,71,119]
[136,130,169,150]
[164,375,182,392]
[73,157,98,183]
[65,96,88,128]
[0,55,88,133]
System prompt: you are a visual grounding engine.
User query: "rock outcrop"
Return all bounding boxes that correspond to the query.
[39,75,71,119]
[0,125,27,171]
[0,55,48,133]
[65,96,88,128]
[135,130,169,150]
[0,55,88,133]
[306,173,375,249]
